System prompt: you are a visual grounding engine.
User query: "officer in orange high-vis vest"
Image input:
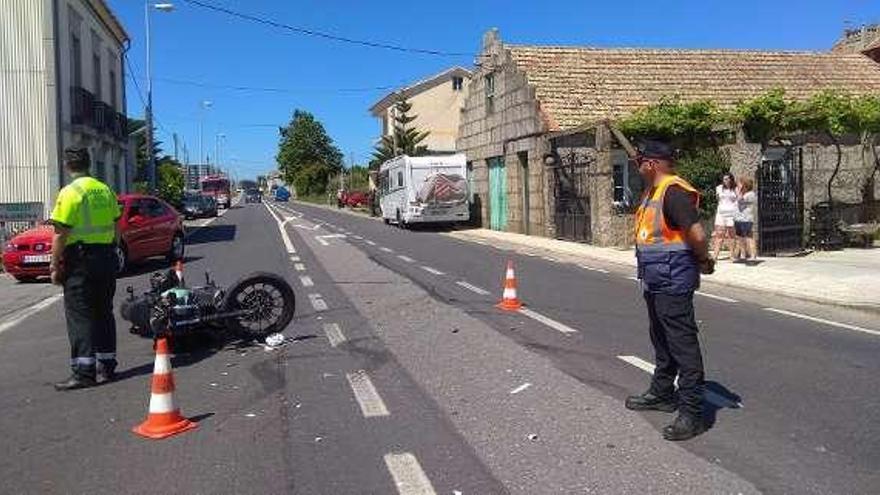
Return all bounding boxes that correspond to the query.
[625,140,715,442]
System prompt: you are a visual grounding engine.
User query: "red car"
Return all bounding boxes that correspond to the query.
[2,194,185,282]
[344,191,369,208]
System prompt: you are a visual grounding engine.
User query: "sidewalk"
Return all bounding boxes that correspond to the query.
[445,228,880,311]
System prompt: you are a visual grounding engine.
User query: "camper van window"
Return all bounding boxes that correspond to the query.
[397,171,404,189]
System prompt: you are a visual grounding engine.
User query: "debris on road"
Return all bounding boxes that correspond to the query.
[265,332,285,347]
[245,413,256,418]
[509,382,531,395]
[527,433,539,441]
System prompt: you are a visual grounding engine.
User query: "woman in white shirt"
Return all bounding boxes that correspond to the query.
[712,173,739,260]
[734,177,757,261]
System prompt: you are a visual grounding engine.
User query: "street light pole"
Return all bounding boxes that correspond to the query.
[215,133,225,175]
[198,100,212,165]
[144,2,174,192]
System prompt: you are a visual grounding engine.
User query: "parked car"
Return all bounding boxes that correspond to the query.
[2,194,184,281]
[274,187,291,202]
[244,189,262,203]
[344,191,369,208]
[2,222,55,281]
[182,194,218,219]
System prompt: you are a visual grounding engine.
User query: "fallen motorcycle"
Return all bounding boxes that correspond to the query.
[120,268,295,341]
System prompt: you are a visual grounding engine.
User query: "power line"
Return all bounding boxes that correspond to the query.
[149,75,396,94]
[181,0,469,57]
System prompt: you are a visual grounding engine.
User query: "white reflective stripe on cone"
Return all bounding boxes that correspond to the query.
[503,288,517,299]
[506,269,515,278]
[153,355,172,374]
[148,392,177,413]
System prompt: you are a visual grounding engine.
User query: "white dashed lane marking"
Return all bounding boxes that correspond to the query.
[299,275,314,287]
[695,291,738,303]
[346,370,390,417]
[763,308,880,337]
[380,247,394,253]
[323,323,346,347]
[455,281,491,296]
[617,355,743,408]
[294,263,306,272]
[420,266,445,276]
[384,453,437,495]
[365,240,377,246]
[518,308,579,334]
[308,293,328,312]
[397,255,415,263]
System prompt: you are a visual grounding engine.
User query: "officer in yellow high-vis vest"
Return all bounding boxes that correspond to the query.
[624,140,715,441]
[49,148,121,391]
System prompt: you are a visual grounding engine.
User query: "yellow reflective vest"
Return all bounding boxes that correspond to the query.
[50,176,119,245]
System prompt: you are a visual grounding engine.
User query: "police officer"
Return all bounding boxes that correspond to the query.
[49,147,121,391]
[625,140,715,441]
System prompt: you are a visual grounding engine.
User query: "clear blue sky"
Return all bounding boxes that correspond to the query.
[107,0,880,180]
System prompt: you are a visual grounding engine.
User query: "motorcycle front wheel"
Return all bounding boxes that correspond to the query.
[221,272,296,340]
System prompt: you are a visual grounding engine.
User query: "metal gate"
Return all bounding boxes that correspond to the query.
[552,148,593,242]
[757,148,804,255]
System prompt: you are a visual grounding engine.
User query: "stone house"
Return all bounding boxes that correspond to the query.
[370,67,472,154]
[457,29,880,251]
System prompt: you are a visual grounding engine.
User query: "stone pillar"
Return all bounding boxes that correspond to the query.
[592,125,616,246]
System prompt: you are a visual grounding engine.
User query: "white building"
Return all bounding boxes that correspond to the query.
[369,67,472,154]
[0,0,130,218]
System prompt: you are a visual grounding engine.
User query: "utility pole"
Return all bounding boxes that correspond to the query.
[173,132,179,161]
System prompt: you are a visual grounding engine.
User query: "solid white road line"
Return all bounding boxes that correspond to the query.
[617,355,743,408]
[380,247,394,253]
[299,275,314,287]
[308,293,328,312]
[346,370,390,417]
[695,291,738,303]
[264,203,296,254]
[509,382,532,395]
[455,281,491,296]
[763,308,880,337]
[518,308,579,334]
[294,263,306,272]
[0,294,63,335]
[323,323,346,347]
[420,266,445,275]
[384,453,437,495]
[397,255,415,263]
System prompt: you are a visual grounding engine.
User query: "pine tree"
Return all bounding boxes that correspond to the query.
[370,98,430,169]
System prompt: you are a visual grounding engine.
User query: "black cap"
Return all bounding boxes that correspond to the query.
[636,140,674,161]
[63,147,91,171]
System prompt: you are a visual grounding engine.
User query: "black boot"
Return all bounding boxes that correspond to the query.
[662,414,705,441]
[54,374,96,391]
[98,362,117,383]
[625,392,677,412]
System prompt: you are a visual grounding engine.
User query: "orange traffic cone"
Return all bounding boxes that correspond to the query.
[174,260,184,285]
[133,337,198,439]
[496,260,523,311]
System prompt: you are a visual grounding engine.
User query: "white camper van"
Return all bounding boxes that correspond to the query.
[378,154,470,227]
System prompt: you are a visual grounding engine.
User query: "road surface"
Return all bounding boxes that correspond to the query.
[0,200,877,494]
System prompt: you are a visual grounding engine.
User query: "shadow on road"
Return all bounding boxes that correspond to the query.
[118,255,203,280]
[186,224,237,245]
[703,380,743,429]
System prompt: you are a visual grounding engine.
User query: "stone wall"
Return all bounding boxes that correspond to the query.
[457,29,549,235]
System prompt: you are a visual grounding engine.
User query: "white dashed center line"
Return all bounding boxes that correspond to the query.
[518,308,579,334]
[384,453,437,495]
[365,240,377,246]
[346,370,390,417]
[294,263,306,271]
[695,291,738,303]
[420,266,445,275]
[308,293,328,312]
[763,308,880,337]
[289,255,301,262]
[455,281,490,295]
[380,247,394,253]
[617,355,743,408]
[579,264,610,274]
[299,275,314,287]
[397,255,415,263]
[353,235,364,240]
[323,323,346,347]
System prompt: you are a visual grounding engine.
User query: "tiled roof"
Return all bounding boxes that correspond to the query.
[507,45,880,131]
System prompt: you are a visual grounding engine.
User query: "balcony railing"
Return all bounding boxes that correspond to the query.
[70,86,128,143]
[70,86,95,127]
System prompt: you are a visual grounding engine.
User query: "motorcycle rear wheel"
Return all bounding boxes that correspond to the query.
[221,272,295,340]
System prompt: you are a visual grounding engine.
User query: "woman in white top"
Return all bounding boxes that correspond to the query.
[712,173,739,261]
[734,177,758,261]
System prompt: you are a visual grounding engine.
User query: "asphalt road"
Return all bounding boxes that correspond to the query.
[0,200,877,494]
